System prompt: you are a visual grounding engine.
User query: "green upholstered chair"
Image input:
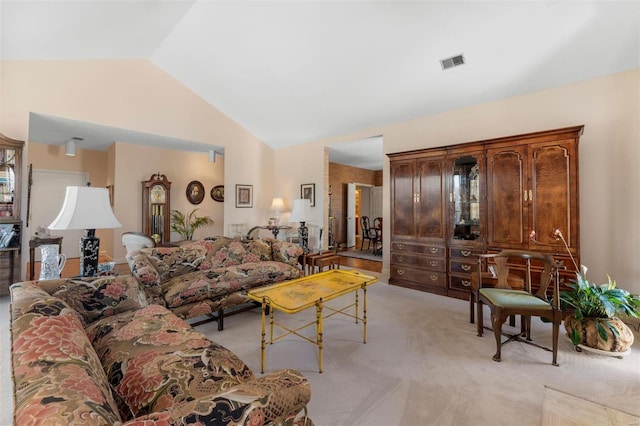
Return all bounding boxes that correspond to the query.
[476,250,562,366]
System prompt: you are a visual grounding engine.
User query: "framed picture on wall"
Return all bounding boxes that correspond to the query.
[236,184,253,208]
[301,183,315,207]
[186,180,205,204]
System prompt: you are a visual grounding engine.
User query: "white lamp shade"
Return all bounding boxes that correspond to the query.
[49,186,122,230]
[270,197,285,211]
[289,198,311,222]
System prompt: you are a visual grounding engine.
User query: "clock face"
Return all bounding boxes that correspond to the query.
[150,185,166,203]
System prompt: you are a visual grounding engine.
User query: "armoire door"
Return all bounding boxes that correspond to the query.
[486,145,529,249]
[528,139,579,253]
[390,160,416,239]
[415,155,446,241]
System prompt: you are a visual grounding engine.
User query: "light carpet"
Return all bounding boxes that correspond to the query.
[1,272,639,425]
[339,249,382,262]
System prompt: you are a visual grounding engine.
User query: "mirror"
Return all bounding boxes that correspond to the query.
[452,155,479,240]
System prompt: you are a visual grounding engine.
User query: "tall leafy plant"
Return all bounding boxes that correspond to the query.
[170,209,213,240]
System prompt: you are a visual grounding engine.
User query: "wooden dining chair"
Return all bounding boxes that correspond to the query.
[360,216,374,250]
[372,217,382,255]
[476,250,562,366]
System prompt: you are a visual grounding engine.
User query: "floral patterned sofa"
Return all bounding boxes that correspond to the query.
[10,277,312,425]
[126,237,303,330]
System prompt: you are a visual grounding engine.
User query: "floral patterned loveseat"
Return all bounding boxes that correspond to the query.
[126,237,303,330]
[10,278,312,425]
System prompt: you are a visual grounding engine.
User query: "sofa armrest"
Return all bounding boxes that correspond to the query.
[122,369,312,426]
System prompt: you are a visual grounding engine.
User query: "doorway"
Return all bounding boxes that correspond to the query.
[347,183,382,249]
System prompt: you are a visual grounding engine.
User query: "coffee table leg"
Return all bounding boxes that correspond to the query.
[316,299,324,373]
[363,287,368,344]
[355,290,359,324]
[260,299,267,374]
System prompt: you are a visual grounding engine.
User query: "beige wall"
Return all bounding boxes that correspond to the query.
[1,59,278,276]
[276,69,640,294]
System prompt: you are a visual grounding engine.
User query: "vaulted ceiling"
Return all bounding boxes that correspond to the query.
[2,1,638,169]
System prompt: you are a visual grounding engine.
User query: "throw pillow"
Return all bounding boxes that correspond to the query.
[271,240,304,267]
[52,276,148,326]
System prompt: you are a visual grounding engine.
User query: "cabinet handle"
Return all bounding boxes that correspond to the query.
[449,192,453,203]
[397,256,405,262]
[430,275,439,281]
[397,269,405,276]
[461,250,471,257]
[461,264,472,272]
[430,260,438,267]
[397,243,405,250]
[461,280,471,287]
[529,189,533,200]
[430,247,438,254]
[524,190,528,201]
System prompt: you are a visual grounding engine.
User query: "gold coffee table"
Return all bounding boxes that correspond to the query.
[248,269,377,373]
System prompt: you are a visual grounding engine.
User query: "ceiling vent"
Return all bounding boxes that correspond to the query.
[440,54,465,70]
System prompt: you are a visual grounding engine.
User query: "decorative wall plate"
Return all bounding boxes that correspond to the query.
[211,185,224,202]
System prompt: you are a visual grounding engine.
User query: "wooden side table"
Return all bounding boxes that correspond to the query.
[303,252,341,275]
[29,236,63,280]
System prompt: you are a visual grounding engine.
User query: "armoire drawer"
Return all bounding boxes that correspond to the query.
[390,265,447,288]
[391,242,445,257]
[449,260,477,275]
[449,247,483,259]
[391,253,446,272]
[449,274,473,291]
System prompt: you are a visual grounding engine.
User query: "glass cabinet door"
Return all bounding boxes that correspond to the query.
[0,134,23,219]
[452,155,480,241]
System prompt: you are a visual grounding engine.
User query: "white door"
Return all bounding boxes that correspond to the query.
[30,170,88,260]
[347,183,356,248]
[371,186,383,219]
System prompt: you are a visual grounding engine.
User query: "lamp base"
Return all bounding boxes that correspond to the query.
[80,229,100,277]
[298,221,310,254]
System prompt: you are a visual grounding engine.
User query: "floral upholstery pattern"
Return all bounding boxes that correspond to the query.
[11,282,122,425]
[162,261,301,309]
[86,304,254,419]
[10,280,313,425]
[50,275,148,326]
[271,240,304,267]
[128,238,303,322]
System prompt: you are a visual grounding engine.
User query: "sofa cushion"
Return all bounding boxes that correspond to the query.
[162,261,302,309]
[10,285,122,424]
[141,240,212,282]
[243,238,273,263]
[126,251,164,306]
[86,304,254,420]
[51,275,148,326]
[271,240,304,267]
[207,238,248,268]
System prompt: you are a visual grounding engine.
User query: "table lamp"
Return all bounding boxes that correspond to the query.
[49,186,122,277]
[270,197,285,225]
[289,198,311,254]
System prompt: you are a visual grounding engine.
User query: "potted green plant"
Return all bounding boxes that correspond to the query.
[170,209,213,240]
[550,229,640,353]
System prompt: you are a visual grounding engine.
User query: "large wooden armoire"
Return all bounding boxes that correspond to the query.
[388,126,582,300]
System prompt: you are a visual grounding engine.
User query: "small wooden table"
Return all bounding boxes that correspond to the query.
[248,269,377,373]
[302,251,340,275]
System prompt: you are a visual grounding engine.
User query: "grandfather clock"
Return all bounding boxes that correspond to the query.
[142,173,171,244]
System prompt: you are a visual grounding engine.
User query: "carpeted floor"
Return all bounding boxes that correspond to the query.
[339,249,382,262]
[2,272,639,425]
